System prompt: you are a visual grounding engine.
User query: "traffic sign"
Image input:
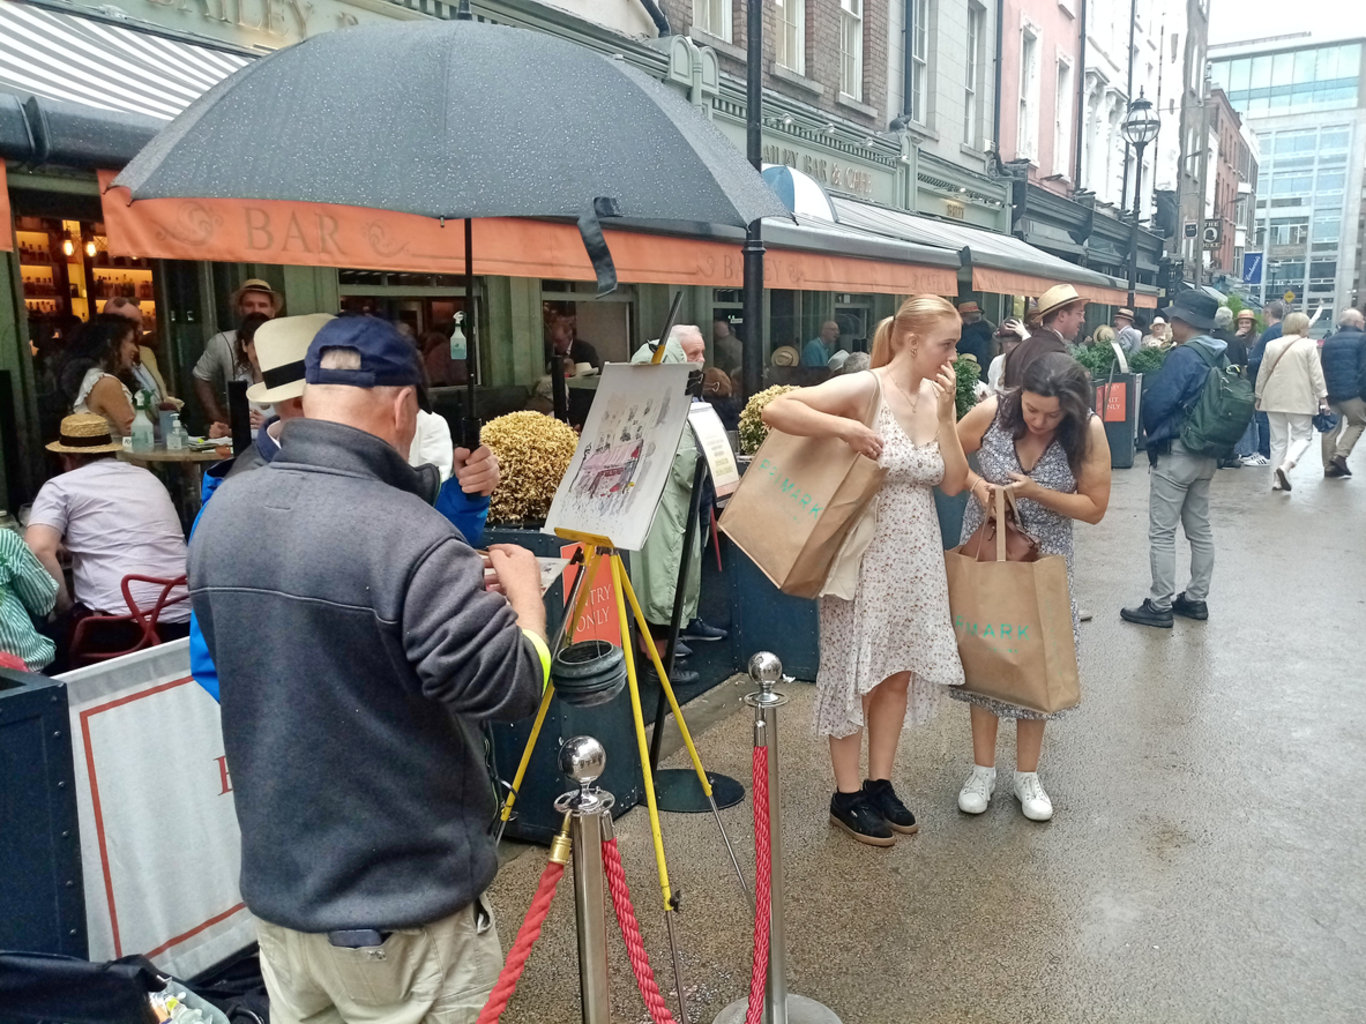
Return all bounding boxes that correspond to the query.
[1184,223,1198,239]
[1242,252,1263,285]
[1283,290,1296,303]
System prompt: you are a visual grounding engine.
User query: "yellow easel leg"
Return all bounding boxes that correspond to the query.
[619,569,713,797]
[609,552,676,911]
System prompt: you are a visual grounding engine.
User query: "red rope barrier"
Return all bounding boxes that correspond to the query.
[602,837,679,1024]
[745,745,772,1024]
[476,859,566,1024]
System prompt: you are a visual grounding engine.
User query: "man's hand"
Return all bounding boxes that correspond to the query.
[486,544,546,639]
[454,445,500,497]
[208,421,231,439]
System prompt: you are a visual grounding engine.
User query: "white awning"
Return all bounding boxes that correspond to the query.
[0,1,249,121]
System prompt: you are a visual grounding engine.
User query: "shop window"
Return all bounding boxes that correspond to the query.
[337,269,481,386]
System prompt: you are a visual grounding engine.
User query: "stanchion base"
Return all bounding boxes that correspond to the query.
[653,768,745,813]
[712,994,842,1024]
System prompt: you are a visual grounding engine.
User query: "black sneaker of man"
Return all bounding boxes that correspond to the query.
[681,617,728,642]
[1120,599,1174,629]
[646,666,699,687]
[862,778,919,835]
[1326,463,1346,478]
[829,791,896,847]
[1172,592,1209,621]
[1332,455,1352,477]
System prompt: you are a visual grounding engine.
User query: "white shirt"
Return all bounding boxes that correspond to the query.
[987,354,1007,393]
[409,410,454,483]
[28,459,190,622]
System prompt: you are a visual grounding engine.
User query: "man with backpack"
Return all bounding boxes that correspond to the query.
[1122,292,1253,629]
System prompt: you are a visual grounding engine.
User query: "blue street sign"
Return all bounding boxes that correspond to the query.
[1242,252,1263,285]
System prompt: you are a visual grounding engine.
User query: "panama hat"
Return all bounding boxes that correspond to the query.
[47,413,124,455]
[957,301,982,314]
[230,278,283,311]
[1114,307,1135,321]
[247,313,335,404]
[1235,308,1256,321]
[771,345,800,367]
[1036,284,1088,320]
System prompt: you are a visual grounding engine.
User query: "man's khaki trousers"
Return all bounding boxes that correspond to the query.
[256,898,502,1024]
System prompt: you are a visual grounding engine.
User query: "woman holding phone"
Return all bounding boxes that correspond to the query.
[762,295,969,846]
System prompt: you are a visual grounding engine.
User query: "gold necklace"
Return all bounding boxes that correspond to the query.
[887,372,922,415]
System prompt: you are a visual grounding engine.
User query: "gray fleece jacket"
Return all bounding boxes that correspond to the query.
[189,418,541,932]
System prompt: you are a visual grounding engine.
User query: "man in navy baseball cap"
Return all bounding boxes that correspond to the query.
[306,315,432,410]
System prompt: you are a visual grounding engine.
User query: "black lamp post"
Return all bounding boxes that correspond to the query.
[1121,90,1161,308]
[741,0,765,399]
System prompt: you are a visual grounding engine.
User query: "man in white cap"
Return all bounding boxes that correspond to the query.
[1003,284,1087,389]
[1113,308,1143,356]
[193,278,281,429]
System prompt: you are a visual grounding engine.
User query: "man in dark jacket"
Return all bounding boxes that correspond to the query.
[1004,284,1087,388]
[1319,309,1366,477]
[1122,292,1226,629]
[189,316,548,1022]
[957,301,994,370]
[1248,300,1285,459]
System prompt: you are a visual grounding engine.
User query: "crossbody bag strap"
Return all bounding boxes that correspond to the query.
[1260,338,1293,390]
[861,369,883,427]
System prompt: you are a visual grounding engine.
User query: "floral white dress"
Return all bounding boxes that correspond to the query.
[814,393,965,738]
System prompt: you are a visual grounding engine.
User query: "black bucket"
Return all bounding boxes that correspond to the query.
[551,640,627,707]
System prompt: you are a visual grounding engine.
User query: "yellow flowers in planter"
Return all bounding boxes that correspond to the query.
[482,411,580,525]
[738,385,798,455]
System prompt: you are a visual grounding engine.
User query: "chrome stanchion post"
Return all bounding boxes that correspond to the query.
[556,736,615,1024]
[714,654,841,1024]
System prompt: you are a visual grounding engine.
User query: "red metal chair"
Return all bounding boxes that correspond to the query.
[68,574,189,669]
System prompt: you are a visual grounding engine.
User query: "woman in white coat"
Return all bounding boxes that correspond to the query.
[1255,311,1329,493]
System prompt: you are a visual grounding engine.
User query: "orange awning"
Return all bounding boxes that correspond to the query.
[98,172,957,295]
[972,266,1157,308]
[0,164,11,252]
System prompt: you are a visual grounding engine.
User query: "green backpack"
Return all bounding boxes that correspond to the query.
[1179,343,1256,458]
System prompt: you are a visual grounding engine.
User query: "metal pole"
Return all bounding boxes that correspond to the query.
[1128,140,1144,308]
[557,737,614,1024]
[741,0,766,399]
[715,654,839,1024]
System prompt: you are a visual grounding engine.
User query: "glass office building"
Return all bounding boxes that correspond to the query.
[1211,40,1366,322]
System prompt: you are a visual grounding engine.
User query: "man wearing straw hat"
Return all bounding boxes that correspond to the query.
[1003,284,1088,389]
[192,277,282,429]
[1113,307,1143,356]
[26,413,190,668]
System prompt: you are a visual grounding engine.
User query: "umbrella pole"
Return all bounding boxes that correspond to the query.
[463,217,480,449]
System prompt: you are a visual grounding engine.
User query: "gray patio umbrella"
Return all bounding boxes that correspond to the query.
[113,17,789,438]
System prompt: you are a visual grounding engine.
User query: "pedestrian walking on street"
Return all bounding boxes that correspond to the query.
[1318,309,1366,478]
[1248,300,1286,460]
[1113,308,1144,356]
[1255,311,1328,493]
[762,295,969,846]
[952,353,1112,822]
[1122,292,1230,629]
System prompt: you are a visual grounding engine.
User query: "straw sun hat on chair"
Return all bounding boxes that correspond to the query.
[47,413,124,455]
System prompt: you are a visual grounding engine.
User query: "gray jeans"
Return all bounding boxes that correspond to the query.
[1147,441,1217,610]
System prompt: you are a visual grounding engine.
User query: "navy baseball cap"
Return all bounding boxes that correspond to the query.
[306,316,425,390]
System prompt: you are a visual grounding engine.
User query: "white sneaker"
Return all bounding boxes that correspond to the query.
[1241,453,1270,466]
[957,765,996,814]
[1013,772,1054,821]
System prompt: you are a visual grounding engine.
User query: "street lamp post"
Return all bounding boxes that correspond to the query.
[1121,90,1161,308]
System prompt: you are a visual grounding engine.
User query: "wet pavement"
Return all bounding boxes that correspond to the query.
[486,457,1366,1023]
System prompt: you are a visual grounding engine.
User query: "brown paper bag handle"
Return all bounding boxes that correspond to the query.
[994,486,1007,562]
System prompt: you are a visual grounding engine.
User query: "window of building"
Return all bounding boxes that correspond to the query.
[839,0,863,101]
[775,0,804,74]
[911,0,930,123]
[693,0,732,43]
[1054,57,1073,178]
[1313,213,1340,242]
[1018,27,1041,161]
[963,3,984,144]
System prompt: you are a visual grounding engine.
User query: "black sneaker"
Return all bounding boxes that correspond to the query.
[1333,455,1353,477]
[1326,463,1347,478]
[681,617,728,642]
[1120,599,1174,629]
[645,666,699,687]
[829,791,895,847]
[1172,592,1209,621]
[862,779,919,835]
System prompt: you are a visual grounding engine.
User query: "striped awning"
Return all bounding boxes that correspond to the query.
[0,0,249,122]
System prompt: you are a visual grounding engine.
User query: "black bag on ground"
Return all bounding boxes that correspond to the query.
[0,951,167,1024]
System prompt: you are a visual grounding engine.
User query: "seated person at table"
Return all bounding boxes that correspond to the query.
[103,297,179,411]
[26,414,191,664]
[69,316,143,439]
[0,527,59,672]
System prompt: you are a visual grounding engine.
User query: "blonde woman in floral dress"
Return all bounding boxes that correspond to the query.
[762,296,969,846]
